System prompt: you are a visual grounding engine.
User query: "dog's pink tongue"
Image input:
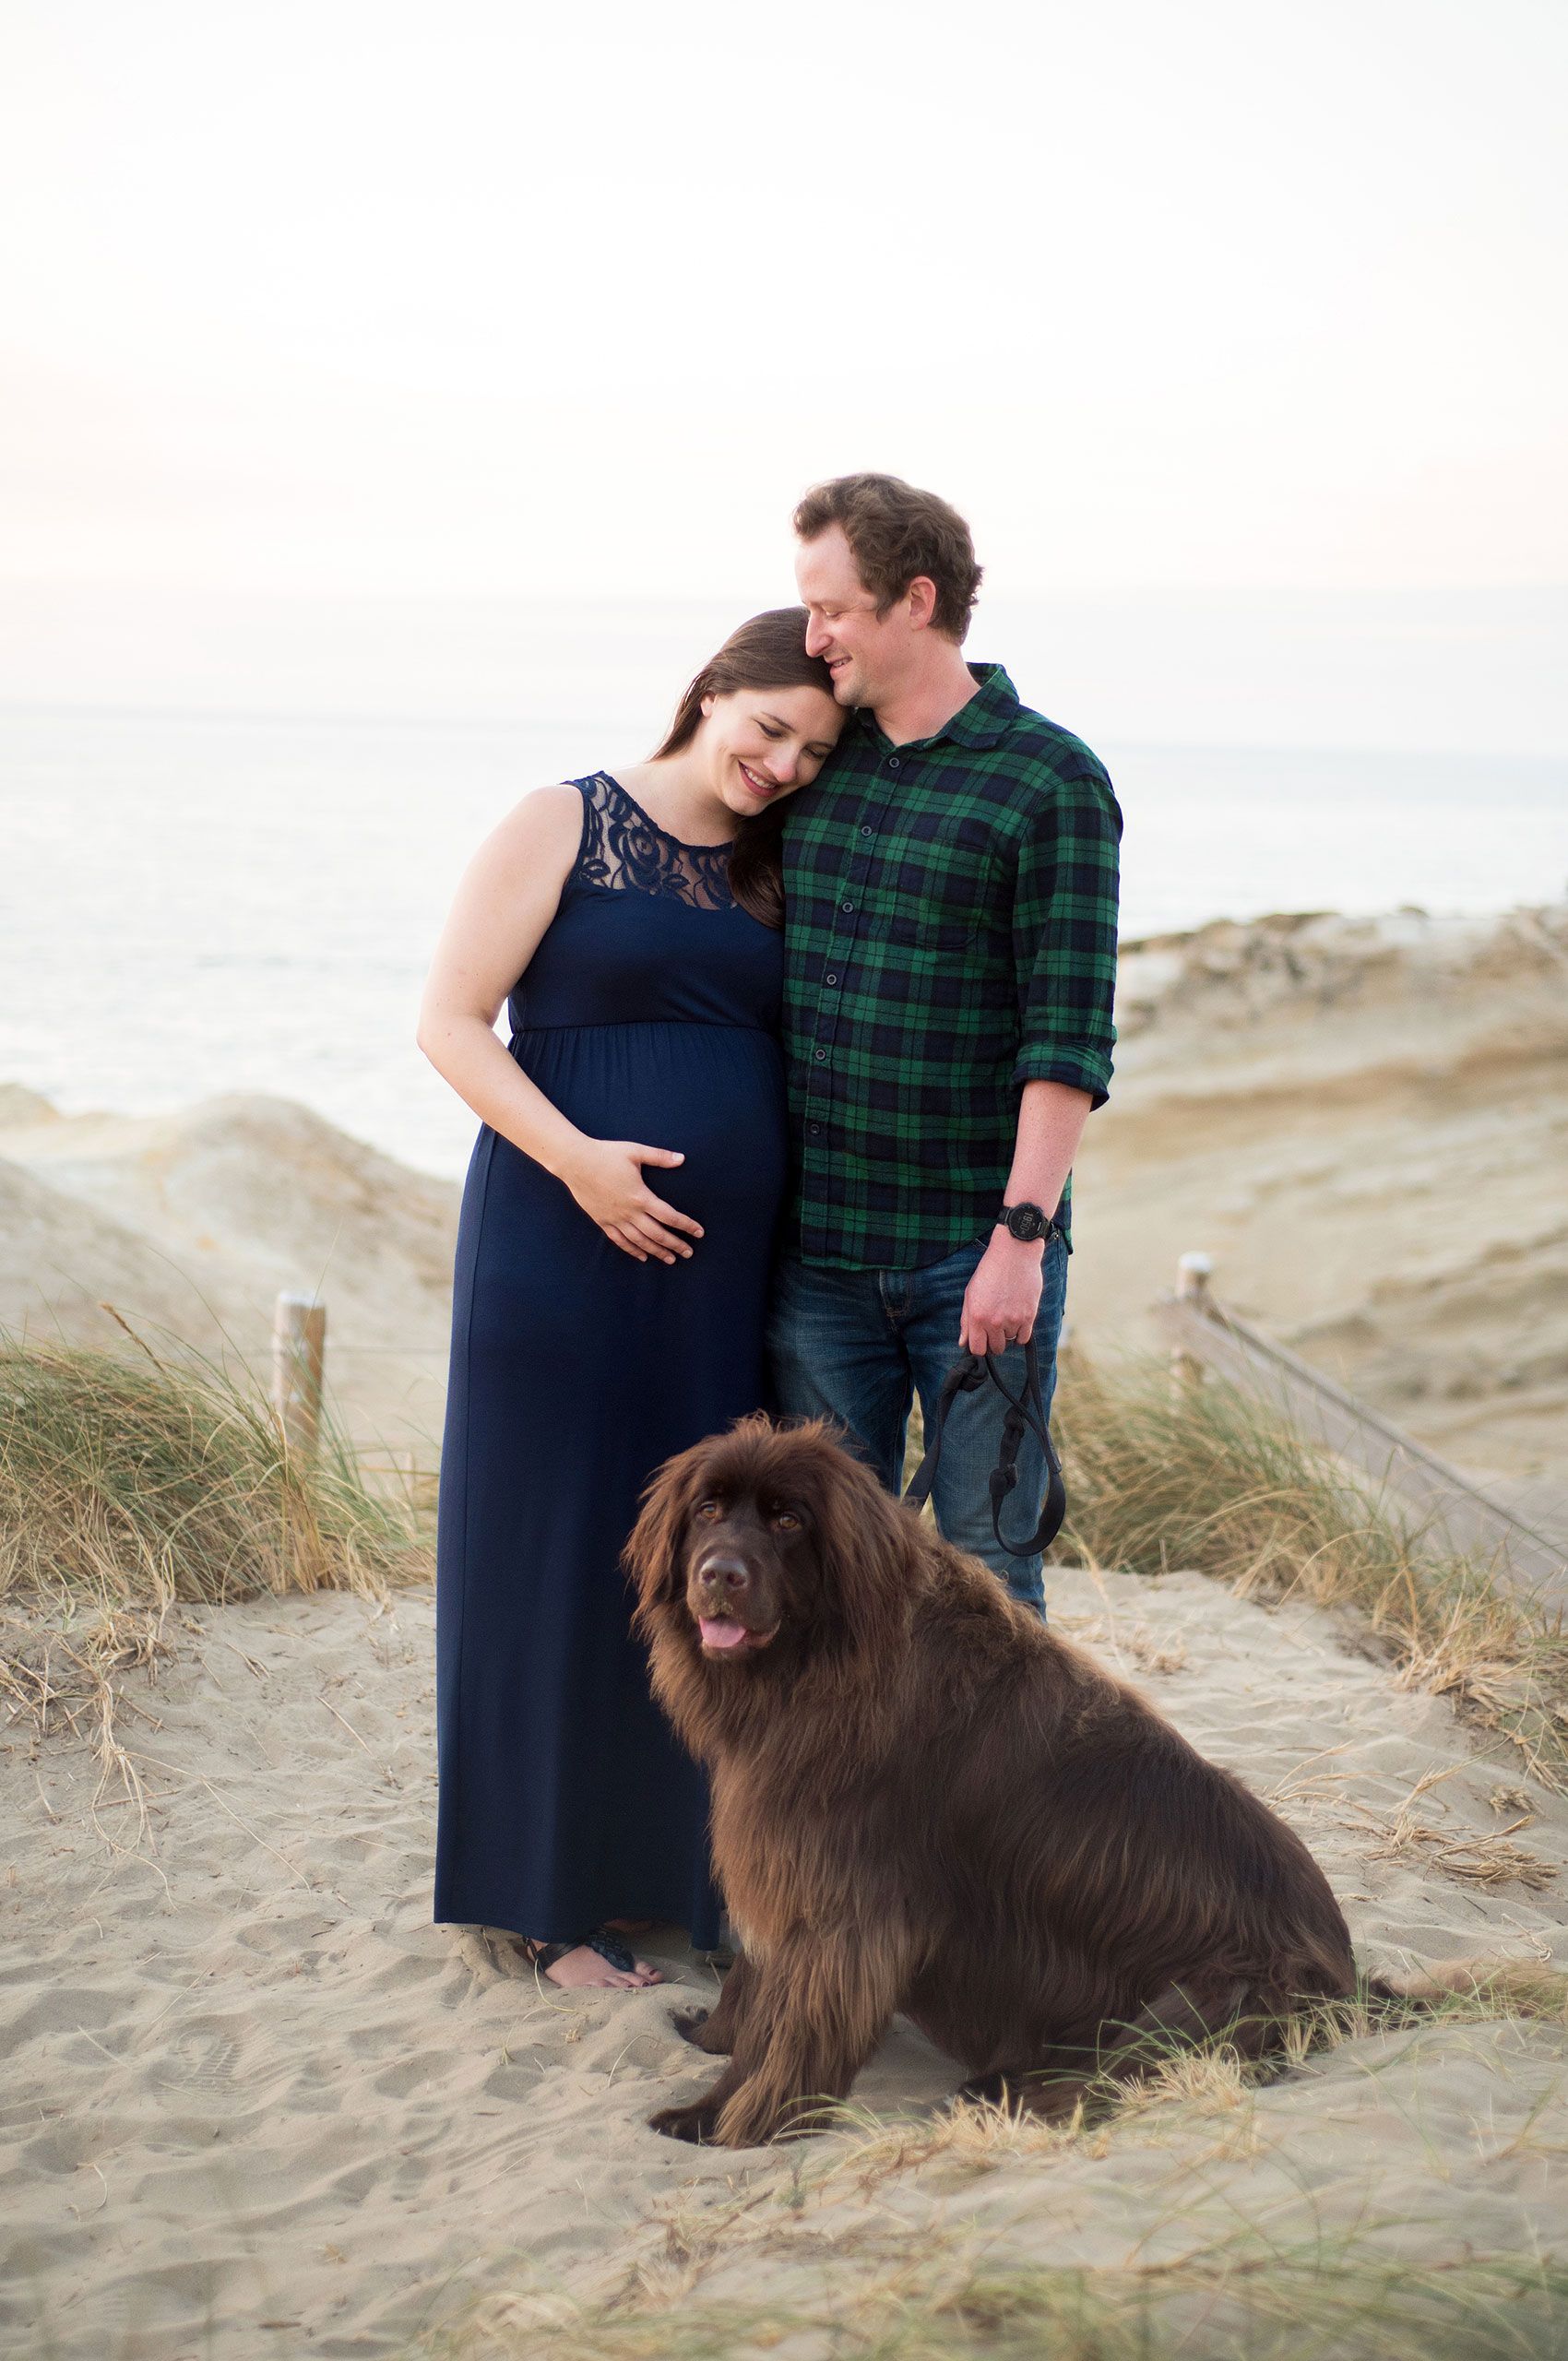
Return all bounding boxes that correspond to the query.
[698,1616,749,1650]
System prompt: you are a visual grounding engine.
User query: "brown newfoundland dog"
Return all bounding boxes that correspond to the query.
[625,1415,1358,2150]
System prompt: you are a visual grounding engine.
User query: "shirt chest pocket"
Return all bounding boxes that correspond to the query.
[879,812,996,951]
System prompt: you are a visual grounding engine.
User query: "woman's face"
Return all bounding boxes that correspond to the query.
[698,683,845,819]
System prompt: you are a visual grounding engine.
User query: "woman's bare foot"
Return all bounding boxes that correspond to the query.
[527,1934,663,1990]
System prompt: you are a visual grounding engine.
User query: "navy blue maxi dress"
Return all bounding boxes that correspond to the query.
[434,773,786,1952]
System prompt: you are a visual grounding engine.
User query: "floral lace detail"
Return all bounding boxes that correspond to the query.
[575,773,736,911]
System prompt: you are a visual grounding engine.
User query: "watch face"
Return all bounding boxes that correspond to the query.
[1007,1204,1047,1240]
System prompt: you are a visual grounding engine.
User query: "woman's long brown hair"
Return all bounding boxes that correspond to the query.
[652,608,837,929]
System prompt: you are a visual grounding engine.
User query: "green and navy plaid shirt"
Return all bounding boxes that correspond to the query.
[780,663,1121,1271]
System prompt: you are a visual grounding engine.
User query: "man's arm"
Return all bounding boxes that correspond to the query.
[959,1080,1090,1355]
[959,755,1121,1356]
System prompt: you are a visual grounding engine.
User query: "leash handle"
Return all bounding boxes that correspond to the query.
[903,1337,1066,1559]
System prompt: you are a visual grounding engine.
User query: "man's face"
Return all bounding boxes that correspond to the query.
[795,524,909,710]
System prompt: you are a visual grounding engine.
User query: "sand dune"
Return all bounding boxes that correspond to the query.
[4,1566,1565,2356]
[0,1091,458,1461]
[0,1153,228,1358]
[1072,903,1568,1484]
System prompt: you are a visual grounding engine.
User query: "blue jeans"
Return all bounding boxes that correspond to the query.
[766,1234,1070,1617]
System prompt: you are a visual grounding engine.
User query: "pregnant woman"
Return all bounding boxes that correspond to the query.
[418,611,841,1989]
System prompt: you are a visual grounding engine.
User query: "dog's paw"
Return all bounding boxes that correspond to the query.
[669,2006,715,2049]
[956,2070,1010,2108]
[648,2099,720,2144]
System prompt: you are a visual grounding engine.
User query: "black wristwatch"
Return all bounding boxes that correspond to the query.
[995,1201,1060,1245]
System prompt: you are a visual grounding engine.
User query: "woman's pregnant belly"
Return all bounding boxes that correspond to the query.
[512,1020,788,1234]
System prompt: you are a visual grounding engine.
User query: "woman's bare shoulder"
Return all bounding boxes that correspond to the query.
[492,781,586,839]
[432,788,587,952]
[471,781,586,875]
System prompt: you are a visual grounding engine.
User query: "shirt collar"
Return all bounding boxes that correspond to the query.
[848,661,1018,753]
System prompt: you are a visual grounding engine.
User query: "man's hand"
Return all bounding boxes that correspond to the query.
[959,1233,1045,1357]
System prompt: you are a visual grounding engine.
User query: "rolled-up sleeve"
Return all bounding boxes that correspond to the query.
[1011,764,1122,1107]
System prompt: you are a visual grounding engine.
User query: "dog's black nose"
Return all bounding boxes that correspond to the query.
[698,1555,752,1596]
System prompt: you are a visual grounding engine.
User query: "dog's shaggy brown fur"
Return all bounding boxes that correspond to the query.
[626,1416,1357,2149]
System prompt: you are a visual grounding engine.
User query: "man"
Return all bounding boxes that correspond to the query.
[768,473,1121,1619]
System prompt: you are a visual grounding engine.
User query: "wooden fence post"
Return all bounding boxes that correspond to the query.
[272,1292,327,1458]
[1171,1252,1213,1397]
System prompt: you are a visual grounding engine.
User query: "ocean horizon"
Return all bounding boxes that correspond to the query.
[4,699,1563,1182]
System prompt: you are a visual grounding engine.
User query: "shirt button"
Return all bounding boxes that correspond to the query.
[887,755,900,771]
[814,1048,827,1062]
[861,824,873,837]
[825,971,839,986]
[809,1122,822,1136]
[840,898,855,914]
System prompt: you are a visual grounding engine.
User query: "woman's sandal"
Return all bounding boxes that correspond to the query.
[524,1928,651,1980]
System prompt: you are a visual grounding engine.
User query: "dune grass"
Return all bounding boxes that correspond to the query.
[0,1327,428,1611]
[0,1327,430,1787]
[432,1961,1568,2360]
[1048,1348,1568,1792]
[434,2233,1568,2361]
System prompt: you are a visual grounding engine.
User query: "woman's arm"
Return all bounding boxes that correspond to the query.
[416,788,703,1265]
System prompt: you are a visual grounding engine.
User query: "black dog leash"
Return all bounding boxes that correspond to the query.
[902,1336,1066,1559]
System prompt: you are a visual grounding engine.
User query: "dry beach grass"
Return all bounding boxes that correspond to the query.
[1051,1347,1568,1794]
[432,1961,1568,2359]
[0,1327,428,1607]
[441,2238,1568,2361]
[5,1339,1568,2355]
[0,1328,430,1839]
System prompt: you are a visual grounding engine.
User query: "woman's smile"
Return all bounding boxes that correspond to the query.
[737,760,778,801]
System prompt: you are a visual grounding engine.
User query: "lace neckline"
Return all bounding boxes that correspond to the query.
[576,772,738,913]
[599,774,736,855]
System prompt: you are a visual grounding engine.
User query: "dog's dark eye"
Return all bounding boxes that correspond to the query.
[772,1511,800,1532]
[695,1501,722,1522]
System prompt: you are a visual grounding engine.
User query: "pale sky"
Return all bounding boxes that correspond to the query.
[3,0,1565,610]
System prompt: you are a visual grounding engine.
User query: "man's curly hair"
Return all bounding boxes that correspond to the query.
[793,472,982,643]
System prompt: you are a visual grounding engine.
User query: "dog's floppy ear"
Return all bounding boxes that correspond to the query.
[624,1439,711,1623]
[795,1430,923,1655]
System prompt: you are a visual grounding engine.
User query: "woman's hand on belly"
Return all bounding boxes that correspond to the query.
[557,1137,706,1265]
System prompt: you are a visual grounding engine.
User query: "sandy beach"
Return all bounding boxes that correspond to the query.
[5,1562,1566,2357]
[4,899,1567,2355]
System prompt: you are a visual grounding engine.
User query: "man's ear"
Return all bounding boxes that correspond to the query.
[906,575,938,632]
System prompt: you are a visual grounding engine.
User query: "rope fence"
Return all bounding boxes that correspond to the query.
[1155,1252,1568,1608]
[265,1282,1566,1610]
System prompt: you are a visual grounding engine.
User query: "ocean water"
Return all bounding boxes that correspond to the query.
[3,704,1563,1181]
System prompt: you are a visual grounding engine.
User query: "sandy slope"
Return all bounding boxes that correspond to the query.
[0,1091,458,1464]
[5,1568,1565,2358]
[1071,903,1568,1486]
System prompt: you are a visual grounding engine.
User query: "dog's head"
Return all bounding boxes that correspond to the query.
[625,1416,921,1679]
